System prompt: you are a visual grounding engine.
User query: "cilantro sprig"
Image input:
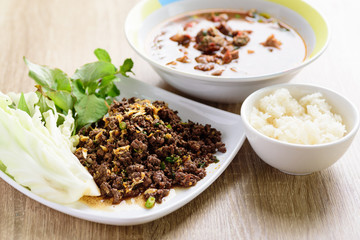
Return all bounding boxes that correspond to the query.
[24,48,134,132]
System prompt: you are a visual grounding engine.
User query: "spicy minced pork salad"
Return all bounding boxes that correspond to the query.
[75,98,226,206]
[0,49,226,208]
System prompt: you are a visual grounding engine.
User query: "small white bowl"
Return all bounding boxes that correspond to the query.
[240,84,360,175]
[125,0,330,103]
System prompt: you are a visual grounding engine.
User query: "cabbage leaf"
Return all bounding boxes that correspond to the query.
[0,92,100,203]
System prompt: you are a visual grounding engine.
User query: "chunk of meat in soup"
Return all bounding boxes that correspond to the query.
[261,34,282,49]
[194,28,225,53]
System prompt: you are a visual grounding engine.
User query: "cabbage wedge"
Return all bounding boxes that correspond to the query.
[0,92,100,204]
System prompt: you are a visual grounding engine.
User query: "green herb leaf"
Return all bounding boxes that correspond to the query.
[106,83,120,97]
[24,57,70,91]
[99,75,117,87]
[18,93,31,115]
[94,48,112,62]
[105,98,114,105]
[25,48,133,133]
[72,61,116,86]
[53,70,71,92]
[47,90,74,113]
[35,92,52,115]
[71,79,86,100]
[119,58,134,77]
[74,94,108,129]
[86,81,99,95]
[97,75,120,98]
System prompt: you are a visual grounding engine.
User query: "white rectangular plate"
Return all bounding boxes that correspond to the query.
[0,77,246,225]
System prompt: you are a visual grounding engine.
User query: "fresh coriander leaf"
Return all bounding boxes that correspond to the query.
[72,79,86,100]
[72,61,116,86]
[24,57,69,91]
[47,90,74,113]
[94,48,111,62]
[74,94,108,129]
[119,58,134,77]
[18,93,31,115]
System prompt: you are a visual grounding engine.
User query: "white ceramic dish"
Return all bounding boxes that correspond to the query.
[0,76,246,225]
[241,83,359,175]
[125,0,330,103]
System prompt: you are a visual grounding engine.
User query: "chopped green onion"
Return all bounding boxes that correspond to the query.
[198,162,206,168]
[154,122,160,127]
[213,156,219,163]
[160,161,166,170]
[166,124,172,129]
[165,156,175,163]
[145,196,156,208]
[119,121,127,130]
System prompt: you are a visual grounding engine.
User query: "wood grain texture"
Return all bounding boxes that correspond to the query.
[0,0,359,239]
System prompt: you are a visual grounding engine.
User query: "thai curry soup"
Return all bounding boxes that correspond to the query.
[147,9,306,77]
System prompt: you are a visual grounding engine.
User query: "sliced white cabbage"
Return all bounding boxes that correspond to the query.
[0,92,100,204]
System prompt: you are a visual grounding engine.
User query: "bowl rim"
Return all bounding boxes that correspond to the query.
[125,0,331,83]
[240,83,360,148]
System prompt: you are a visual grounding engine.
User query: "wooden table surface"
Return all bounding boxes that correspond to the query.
[0,0,359,239]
